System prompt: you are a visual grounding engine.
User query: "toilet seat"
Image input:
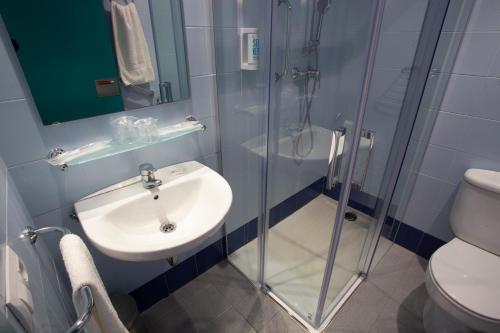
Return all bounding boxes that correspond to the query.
[426,238,500,333]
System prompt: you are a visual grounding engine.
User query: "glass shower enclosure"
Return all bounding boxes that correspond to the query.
[213,0,449,330]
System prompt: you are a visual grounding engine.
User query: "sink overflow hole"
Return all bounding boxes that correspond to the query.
[160,222,176,233]
[153,195,159,200]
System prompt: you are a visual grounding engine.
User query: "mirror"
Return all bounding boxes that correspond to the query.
[0,0,189,125]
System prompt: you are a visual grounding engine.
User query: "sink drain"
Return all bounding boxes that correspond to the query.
[160,222,176,233]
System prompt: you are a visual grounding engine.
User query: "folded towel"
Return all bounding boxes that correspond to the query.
[111,1,155,86]
[60,234,128,333]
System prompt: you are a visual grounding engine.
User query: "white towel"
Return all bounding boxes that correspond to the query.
[60,234,128,333]
[111,1,155,86]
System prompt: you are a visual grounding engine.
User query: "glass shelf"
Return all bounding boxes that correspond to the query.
[48,119,206,169]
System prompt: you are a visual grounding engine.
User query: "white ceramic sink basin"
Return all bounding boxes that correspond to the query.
[74,161,232,261]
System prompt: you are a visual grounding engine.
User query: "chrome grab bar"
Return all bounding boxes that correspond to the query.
[20,226,95,333]
[326,127,346,190]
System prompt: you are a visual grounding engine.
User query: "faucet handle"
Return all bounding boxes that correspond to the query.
[139,163,156,175]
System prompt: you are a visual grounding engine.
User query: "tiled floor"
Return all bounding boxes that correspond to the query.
[140,243,428,332]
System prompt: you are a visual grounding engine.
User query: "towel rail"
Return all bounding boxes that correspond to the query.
[66,286,94,333]
[20,226,95,333]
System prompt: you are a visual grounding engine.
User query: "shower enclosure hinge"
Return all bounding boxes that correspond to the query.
[358,272,368,280]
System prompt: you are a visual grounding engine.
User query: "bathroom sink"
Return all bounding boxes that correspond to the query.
[74,161,232,261]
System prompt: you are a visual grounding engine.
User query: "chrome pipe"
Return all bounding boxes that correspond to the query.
[20,225,71,244]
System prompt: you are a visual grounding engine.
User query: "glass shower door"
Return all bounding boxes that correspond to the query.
[263,0,381,325]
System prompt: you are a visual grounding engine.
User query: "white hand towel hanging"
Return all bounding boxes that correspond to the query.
[60,234,128,333]
[111,1,155,86]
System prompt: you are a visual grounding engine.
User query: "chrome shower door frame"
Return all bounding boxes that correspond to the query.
[312,0,386,327]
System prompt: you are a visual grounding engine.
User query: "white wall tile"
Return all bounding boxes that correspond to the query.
[190,74,217,119]
[8,161,62,217]
[466,0,500,32]
[430,111,500,159]
[185,27,215,76]
[212,0,238,28]
[446,150,500,185]
[183,0,213,27]
[450,32,500,76]
[419,144,456,180]
[214,27,239,74]
[381,0,427,33]
[374,32,420,69]
[0,100,46,167]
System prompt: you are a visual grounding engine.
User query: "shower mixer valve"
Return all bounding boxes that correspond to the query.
[291,67,321,84]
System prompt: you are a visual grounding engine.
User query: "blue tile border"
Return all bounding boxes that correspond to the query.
[130,273,169,312]
[165,256,199,293]
[416,232,446,259]
[196,238,226,274]
[393,222,424,253]
[227,223,246,255]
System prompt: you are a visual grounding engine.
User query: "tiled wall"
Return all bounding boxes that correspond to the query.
[393,0,500,245]
[213,0,270,235]
[360,0,428,197]
[0,153,73,332]
[0,0,219,294]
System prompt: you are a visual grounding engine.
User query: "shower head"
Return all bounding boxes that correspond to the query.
[317,0,331,14]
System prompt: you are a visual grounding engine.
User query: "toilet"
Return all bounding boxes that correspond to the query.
[423,169,500,333]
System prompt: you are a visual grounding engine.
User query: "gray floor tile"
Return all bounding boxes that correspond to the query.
[325,282,392,333]
[368,297,425,333]
[213,308,256,333]
[176,284,232,320]
[199,261,259,306]
[141,296,212,333]
[233,291,281,331]
[368,244,428,317]
[259,310,305,332]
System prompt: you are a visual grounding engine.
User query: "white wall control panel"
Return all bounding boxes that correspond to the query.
[5,246,34,333]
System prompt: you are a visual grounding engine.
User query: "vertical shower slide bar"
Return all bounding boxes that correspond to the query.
[313,0,386,327]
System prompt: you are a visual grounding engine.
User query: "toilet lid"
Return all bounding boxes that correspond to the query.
[430,238,500,321]
[464,168,500,194]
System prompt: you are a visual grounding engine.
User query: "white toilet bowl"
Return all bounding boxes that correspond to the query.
[423,169,500,333]
[424,238,500,332]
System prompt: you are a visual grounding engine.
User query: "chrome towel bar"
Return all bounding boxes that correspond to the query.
[20,226,95,333]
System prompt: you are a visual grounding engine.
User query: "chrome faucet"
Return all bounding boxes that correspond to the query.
[139,163,162,189]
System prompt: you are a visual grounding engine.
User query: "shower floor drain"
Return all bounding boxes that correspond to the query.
[160,222,176,233]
